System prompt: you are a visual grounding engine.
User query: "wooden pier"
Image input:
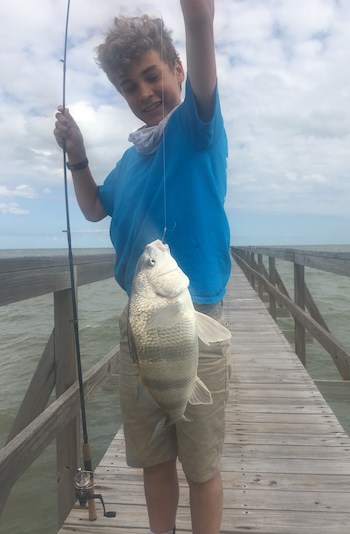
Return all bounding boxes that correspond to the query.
[58,258,350,533]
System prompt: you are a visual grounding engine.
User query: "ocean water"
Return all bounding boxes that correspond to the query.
[0,246,350,533]
[0,249,128,534]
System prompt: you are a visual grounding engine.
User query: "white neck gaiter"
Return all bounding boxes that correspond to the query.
[128,106,178,155]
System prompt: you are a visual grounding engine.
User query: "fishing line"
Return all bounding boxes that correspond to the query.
[61,0,90,467]
[159,14,168,244]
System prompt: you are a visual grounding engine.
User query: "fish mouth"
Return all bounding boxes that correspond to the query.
[150,239,169,252]
[158,267,179,278]
[155,268,189,297]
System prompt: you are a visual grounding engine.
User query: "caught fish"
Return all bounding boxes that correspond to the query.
[127,239,231,437]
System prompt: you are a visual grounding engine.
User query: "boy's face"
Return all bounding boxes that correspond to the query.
[116,49,184,127]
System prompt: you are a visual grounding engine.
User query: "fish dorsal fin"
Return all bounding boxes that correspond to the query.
[147,301,184,329]
[189,376,213,405]
[195,311,231,346]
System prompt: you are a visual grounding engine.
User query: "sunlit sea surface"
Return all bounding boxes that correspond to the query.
[0,245,350,534]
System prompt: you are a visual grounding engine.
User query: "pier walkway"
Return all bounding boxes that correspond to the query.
[58,258,350,533]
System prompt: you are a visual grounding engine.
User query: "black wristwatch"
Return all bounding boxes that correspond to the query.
[66,157,89,171]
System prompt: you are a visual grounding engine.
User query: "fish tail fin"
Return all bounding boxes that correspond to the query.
[189,376,213,405]
[150,412,193,442]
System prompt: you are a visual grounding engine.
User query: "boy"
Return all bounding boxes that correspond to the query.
[54,2,231,533]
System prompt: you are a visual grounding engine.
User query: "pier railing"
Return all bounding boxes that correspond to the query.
[0,253,118,526]
[231,246,350,380]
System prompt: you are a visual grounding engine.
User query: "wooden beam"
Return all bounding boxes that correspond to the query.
[268,256,277,320]
[232,246,350,278]
[305,282,330,333]
[294,264,306,365]
[54,286,80,526]
[0,254,115,306]
[5,330,55,444]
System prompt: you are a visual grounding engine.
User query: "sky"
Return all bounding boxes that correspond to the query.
[0,0,349,249]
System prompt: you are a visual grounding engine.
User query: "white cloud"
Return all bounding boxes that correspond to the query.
[0,185,37,199]
[0,203,30,216]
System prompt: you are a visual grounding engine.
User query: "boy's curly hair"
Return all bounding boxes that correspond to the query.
[96,15,180,91]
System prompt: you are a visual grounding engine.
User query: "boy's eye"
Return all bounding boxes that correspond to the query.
[147,73,161,82]
[123,84,137,95]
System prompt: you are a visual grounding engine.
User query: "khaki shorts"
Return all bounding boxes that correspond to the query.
[118,301,231,483]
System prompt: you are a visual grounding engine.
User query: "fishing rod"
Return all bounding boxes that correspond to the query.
[60,0,115,521]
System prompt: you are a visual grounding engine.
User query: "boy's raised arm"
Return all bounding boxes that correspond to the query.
[180,0,217,122]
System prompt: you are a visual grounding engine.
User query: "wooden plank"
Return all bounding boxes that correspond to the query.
[0,266,72,305]
[225,433,350,447]
[0,253,115,274]
[225,411,339,425]
[222,442,350,459]
[232,246,350,277]
[0,253,115,305]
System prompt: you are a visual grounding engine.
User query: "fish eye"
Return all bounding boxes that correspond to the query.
[147,257,156,267]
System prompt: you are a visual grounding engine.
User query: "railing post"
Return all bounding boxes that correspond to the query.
[249,252,255,289]
[54,276,80,527]
[294,263,306,365]
[258,254,264,299]
[269,256,277,320]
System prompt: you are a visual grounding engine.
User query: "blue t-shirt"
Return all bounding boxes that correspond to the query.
[98,78,231,304]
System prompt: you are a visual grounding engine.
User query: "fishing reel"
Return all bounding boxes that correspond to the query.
[73,469,116,520]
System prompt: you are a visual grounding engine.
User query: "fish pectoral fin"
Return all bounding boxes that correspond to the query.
[195,311,231,346]
[147,302,184,329]
[189,376,213,405]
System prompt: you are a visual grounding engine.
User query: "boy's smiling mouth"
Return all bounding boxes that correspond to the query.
[143,101,162,113]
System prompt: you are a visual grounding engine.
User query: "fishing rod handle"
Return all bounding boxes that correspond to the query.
[88,494,97,521]
[83,442,97,521]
